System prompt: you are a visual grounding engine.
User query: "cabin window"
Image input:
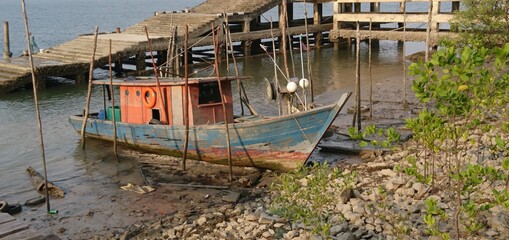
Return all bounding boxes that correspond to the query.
[136,90,140,97]
[198,82,221,105]
[125,90,129,96]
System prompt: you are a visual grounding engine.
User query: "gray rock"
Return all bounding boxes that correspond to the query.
[336,231,355,240]
[310,234,322,240]
[262,230,272,238]
[379,169,397,177]
[222,191,241,203]
[339,188,354,204]
[330,222,349,235]
[488,214,509,232]
[245,213,259,221]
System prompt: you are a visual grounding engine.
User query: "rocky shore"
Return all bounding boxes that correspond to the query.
[117,119,509,240]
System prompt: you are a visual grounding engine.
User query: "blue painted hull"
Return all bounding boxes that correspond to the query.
[70,93,350,171]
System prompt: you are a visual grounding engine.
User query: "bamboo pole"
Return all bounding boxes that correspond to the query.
[212,23,233,182]
[224,15,251,116]
[144,27,168,124]
[21,0,50,213]
[403,0,408,109]
[270,18,282,116]
[425,0,433,61]
[280,0,290,79]
[80,27,99,149]
[182,25,190,171]
[353,21,361,131]
[303,0,314,104]
[369,18,373,120]
[109,39,118,161]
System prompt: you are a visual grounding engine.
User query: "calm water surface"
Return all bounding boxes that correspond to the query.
[0,0,425,215]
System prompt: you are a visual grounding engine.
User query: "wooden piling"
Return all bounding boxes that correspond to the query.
[80,27,99,149]
[280,0,290,79]
[144,27,168,124]
[303,0,314,104]
[21,0,51,213]
[182,25,190,171]
[3,21,12,59]
[425,0,433,61]
[212,23,233,182]
[353,21,361,131]
[109,39,119,161]
[313,3,323,48]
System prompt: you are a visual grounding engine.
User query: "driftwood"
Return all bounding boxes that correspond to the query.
[26,166,64,198]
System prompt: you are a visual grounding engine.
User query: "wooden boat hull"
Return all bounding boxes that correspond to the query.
[69,93,350,171]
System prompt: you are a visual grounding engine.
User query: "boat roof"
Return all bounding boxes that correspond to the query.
[92,76,251,86]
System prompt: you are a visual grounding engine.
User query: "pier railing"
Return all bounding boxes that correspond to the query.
[330,0,460,42]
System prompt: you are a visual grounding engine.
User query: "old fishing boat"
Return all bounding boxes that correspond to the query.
[69,76,350,171]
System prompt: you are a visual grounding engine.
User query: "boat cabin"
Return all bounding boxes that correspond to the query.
[95,77,236,126]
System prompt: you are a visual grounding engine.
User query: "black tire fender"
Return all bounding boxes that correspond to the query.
[7,204,22,215]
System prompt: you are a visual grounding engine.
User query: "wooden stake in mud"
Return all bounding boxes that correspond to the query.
[368,18,373,120]
[353,21,361,131]
[144,27,169,124]
[80,26,99,149]
[212,23,233,182]
[182,25,190,171]
[403,1,408,109]
[109,39,119,161]
[21,0,51,213]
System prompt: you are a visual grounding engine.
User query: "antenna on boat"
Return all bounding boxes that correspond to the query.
[182,25,190,171]
[108,39,119,161]
[21,0,51,213]
[80,27,99,149]
[212,22,234,182]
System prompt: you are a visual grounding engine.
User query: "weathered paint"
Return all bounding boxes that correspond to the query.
[70,93,351,171]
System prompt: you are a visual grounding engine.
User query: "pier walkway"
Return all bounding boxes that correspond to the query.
[0,0,290,93]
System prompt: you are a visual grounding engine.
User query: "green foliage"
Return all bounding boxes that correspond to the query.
[450,0,509,48]
[406,42,509,237]
[402,156,432,184]
[423,198,449,239]
[493,189,509,209]
[270,163,356,237]
[347,125,401,148]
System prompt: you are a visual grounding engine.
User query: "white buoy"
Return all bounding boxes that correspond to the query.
[286,81,297,93]
[299,78,309,88]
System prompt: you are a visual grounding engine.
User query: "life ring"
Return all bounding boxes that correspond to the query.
[142,88,157,108]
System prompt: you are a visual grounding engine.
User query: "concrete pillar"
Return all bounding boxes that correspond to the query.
[157,50,168,66]
[313,3,323,47]
[452,1,460,12]
[354,3,361,13]
[135,53,146,71]
[114,56,123,73]
[243,20,252,56]
[75,73,87,84]
[3,21,12,59]
[287,2,294,24]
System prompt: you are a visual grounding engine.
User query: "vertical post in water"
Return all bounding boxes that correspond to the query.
[354,21,361,131]
[21,0,50,213]
[280,0,290,79]
[80,27,99,149]
[3,21,12,59]
[212,23,233,182]
[403,0,408,109]
[182,25,190,171]
[368,18,373,120]
[109,39,119,161]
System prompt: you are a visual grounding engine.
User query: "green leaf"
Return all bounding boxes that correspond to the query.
[503,157,509,171]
